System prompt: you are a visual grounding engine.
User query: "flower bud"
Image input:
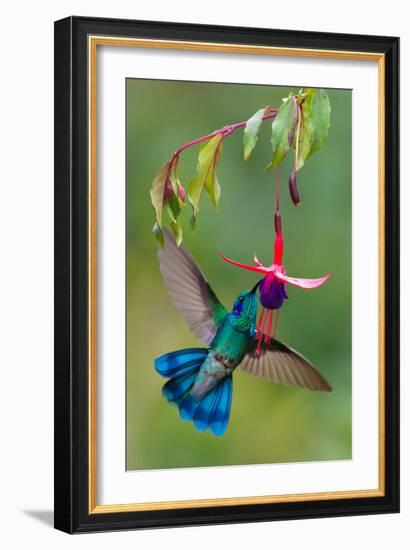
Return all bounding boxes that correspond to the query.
[165,180,173,201]
[289,171,301,206]
[274,209,282,233]
[178,185,186,203]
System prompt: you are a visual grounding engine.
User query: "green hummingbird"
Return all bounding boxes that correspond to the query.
[154,229,332,436]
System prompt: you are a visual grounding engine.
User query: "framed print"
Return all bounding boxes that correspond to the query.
[54,16,400,533]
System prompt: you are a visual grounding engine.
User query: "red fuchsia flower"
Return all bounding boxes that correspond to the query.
[220,223,332,354]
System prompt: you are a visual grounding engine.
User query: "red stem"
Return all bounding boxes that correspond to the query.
[274,153,283,264]
[167,109,279,171]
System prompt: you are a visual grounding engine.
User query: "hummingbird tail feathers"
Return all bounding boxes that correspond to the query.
[179,376,232,437]
[154,348,233,436]
[155,348,207,406]
[154,348,208,378]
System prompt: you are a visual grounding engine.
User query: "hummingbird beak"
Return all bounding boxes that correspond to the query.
[250,281,260,294]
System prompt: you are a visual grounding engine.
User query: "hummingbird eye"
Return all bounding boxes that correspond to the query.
[239,296,244,302]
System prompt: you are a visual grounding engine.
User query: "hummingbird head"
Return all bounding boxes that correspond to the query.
[230,282,259,332]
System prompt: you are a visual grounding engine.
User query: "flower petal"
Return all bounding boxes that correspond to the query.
[260,276,287,309]
[220,252,270,275]
[274,271,332,289]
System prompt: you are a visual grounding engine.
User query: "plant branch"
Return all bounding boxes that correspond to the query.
[167,108,279,171]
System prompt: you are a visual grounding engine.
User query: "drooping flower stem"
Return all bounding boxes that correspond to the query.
[255,166,286,352]
[273,166,284,266]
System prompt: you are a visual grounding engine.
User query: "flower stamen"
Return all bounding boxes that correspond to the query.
[273,309,280,338]
[265,310,273,344]
[256,307,267,332]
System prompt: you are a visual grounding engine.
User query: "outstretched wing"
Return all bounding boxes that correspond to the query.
[239,338,332,392]
[158,229,227,345]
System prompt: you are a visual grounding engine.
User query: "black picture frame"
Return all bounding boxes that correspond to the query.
[54,15,400,534]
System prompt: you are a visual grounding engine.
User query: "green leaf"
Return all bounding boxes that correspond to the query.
[203,140,223,208]
[268,96,298,169]
[188,134,224,216]
[243,107,267,160]
[205,172,221,208]
[303,88,331,158]
[294,106,313,171]
[152,222,164,247]
[149,163,169,226]
[166,192,180,223]
[170,220,183,247]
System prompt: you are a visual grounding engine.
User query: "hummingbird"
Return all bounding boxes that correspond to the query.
[154,229,332,436]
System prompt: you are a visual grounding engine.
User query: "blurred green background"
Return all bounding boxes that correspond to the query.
[126,79,352,470]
